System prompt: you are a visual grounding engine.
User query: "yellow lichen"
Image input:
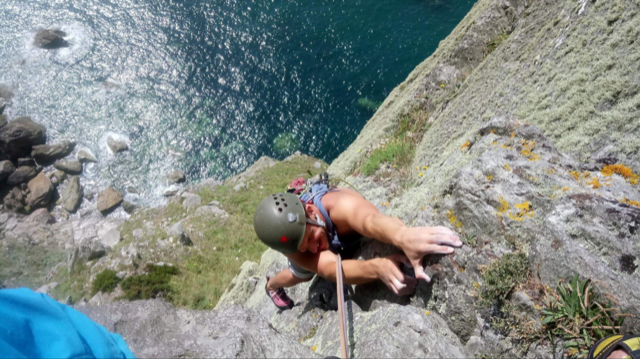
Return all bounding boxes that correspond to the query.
[510,132,516,139]
[460,141,471,150]
[425,311,431,315]
[561,186,570,192]
[446,210,463,228]
[418,172,424,177]
[620,198,640,208]
[486,175,494,181]
[501,144,513,150]
[490,129,497,134]
[601,164,640,185]
[547,168,556,174]
[586,176,601,189]
[440,83,445,88]
[311,346,318,352]
[422,165,428,170]
[496,196,510,217]
[504,164,511,171]
[508,202,534,222]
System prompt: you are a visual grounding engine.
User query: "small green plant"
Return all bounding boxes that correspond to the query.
[120,264,179,300]
[487,32,509,54]
[462,233,477,246]
[480,252,529,304]
[360,142,412,176]
[541,276,629,358]
[91,269,121,295]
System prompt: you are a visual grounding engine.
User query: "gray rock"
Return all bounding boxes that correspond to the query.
[132,229,144,241]
[126,186,138,194]
[53,160,83,175]
[167,222,192,246]
[0,114,6,128]
[122,200,136,214]
[0,159,15,181]
[314,161,322,169]
[107,137,128,153]
[166,170,185,184]
[61,176,83,213]
[78,301,318,358]
[3,187,25,213]
[0,117,46,160]
[26,172,54,208]
[76,148,97,163]
[194,201,228,218]
[35,282,58,295]
[33,29,69,49]
[97,187,123,214]
[100,228,121,248]
[6,166,37,185]
[233,182,247,192]
[181,193,201,211]
[17,158,36,167]
[27,208,55,225]
[163,187,179,197]
[31,141,75,164]
[0,85,13,103]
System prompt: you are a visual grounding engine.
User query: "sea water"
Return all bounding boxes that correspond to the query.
[0,0,476,205]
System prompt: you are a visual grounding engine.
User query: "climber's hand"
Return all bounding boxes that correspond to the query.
[375,254,417,296]
[396,226,462,282]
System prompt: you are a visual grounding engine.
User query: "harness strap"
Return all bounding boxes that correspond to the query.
[336,254,348,359]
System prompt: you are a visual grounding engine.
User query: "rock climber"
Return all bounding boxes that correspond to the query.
[253,181,463,310]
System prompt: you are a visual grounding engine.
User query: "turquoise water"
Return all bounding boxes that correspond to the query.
[0,0,476,204]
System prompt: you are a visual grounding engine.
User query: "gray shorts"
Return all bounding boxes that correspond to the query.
[287,259,315,279]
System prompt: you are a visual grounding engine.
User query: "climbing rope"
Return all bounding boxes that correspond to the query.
[336,254,348,359]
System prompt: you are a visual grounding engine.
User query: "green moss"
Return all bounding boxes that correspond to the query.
[360,142,412,176]
[120,264,179,300]
[91,269,121,295]
[480,252,529,304]
[486,32,509,55]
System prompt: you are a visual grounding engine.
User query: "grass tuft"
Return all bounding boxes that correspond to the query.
[120,264,179,300]
[91,269,121,295]
[481,252,529,304]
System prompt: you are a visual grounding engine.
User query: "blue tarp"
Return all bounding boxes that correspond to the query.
[0,288,135,359]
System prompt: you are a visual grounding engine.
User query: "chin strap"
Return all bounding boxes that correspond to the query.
[336,254,348,359]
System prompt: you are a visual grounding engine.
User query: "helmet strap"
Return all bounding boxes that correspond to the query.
[306,214,326,229]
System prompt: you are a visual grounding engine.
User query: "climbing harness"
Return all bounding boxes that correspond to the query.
[336,254,348,359]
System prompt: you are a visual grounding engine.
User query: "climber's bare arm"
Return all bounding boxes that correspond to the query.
[331,189,463,282]
[287,251,417,295]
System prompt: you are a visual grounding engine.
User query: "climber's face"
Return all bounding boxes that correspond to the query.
[298,204,329,254]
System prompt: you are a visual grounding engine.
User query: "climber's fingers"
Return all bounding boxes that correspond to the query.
[425,244,455,255]
[429,226,462,247]
[411,257,431,283]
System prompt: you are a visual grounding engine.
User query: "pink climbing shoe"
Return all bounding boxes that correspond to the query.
[265,276,294,310]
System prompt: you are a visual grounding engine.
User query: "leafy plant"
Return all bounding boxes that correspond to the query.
[91,269,121,295]
[480,252,529,304]
[120,264,179,300]
[487,32,509,54]
[541,276,629,358]
[462,233,477,246]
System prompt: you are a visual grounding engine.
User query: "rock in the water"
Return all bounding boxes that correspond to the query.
[28,208,55,225]
[76,148,97,163]
[53,160,83,175]
[77,300,318,358]
[48,170,66,187]
[163,187,179,197]
[61,176,83,213]
[31,140,75,164]
[0,114,7,128]
[166,170,185,184]
[6,166,38,186]
[97,187,123,214]
[26,172,54,209]
[167,222,192,246]
[17,158,36,167]
[0,85,13,103]
[0,117,46,160]
[107,137,128,153]
[33,29,69,49]
[3,187,25,213]
[0,159,15,181]
[122,201,136,214]
[126,186,138,194]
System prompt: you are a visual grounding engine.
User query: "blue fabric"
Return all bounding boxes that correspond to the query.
[0,288,135,359]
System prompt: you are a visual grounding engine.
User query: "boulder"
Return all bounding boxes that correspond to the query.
[53,160,82,175]
[122,201,136,214]
[3,187,25,213]
[194,200,228,218]
[167,222,192,246]
[0,114,6,128]
[48,170,66,187]
[166,170,185,184]
[96,187,123,214]
[27,208,55,225]
[0,103,5,115]
[181,192,201,211]
[31,140,75,164]
[0,85,13,103]
[0,117,46,160]
[99,228,121,248]
[61,176,83,213]
[33,29,69,49]
[6,166,38,186]
[17,158,36,167]
[76,148,97,163]
[26,172,54,209]
[0,159,15,182]
[107,137,128,153]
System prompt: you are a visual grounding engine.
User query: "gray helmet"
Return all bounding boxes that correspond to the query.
[254,193,307,254]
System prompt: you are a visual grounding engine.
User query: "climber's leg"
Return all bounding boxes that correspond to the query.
[267,268,312,290]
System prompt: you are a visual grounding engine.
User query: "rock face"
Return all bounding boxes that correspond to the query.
[77,300,317,358]
[28,208,55,225]
[53,160,83,175]
[107,137,128,153]
[97,187,123,214]
[61,176,83,213]
[167,170,185,184]
[31,141,75,164]
[33,29,69,49]
[0,117,46,160]
[3,187,25,212]
[26,172,54,208]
